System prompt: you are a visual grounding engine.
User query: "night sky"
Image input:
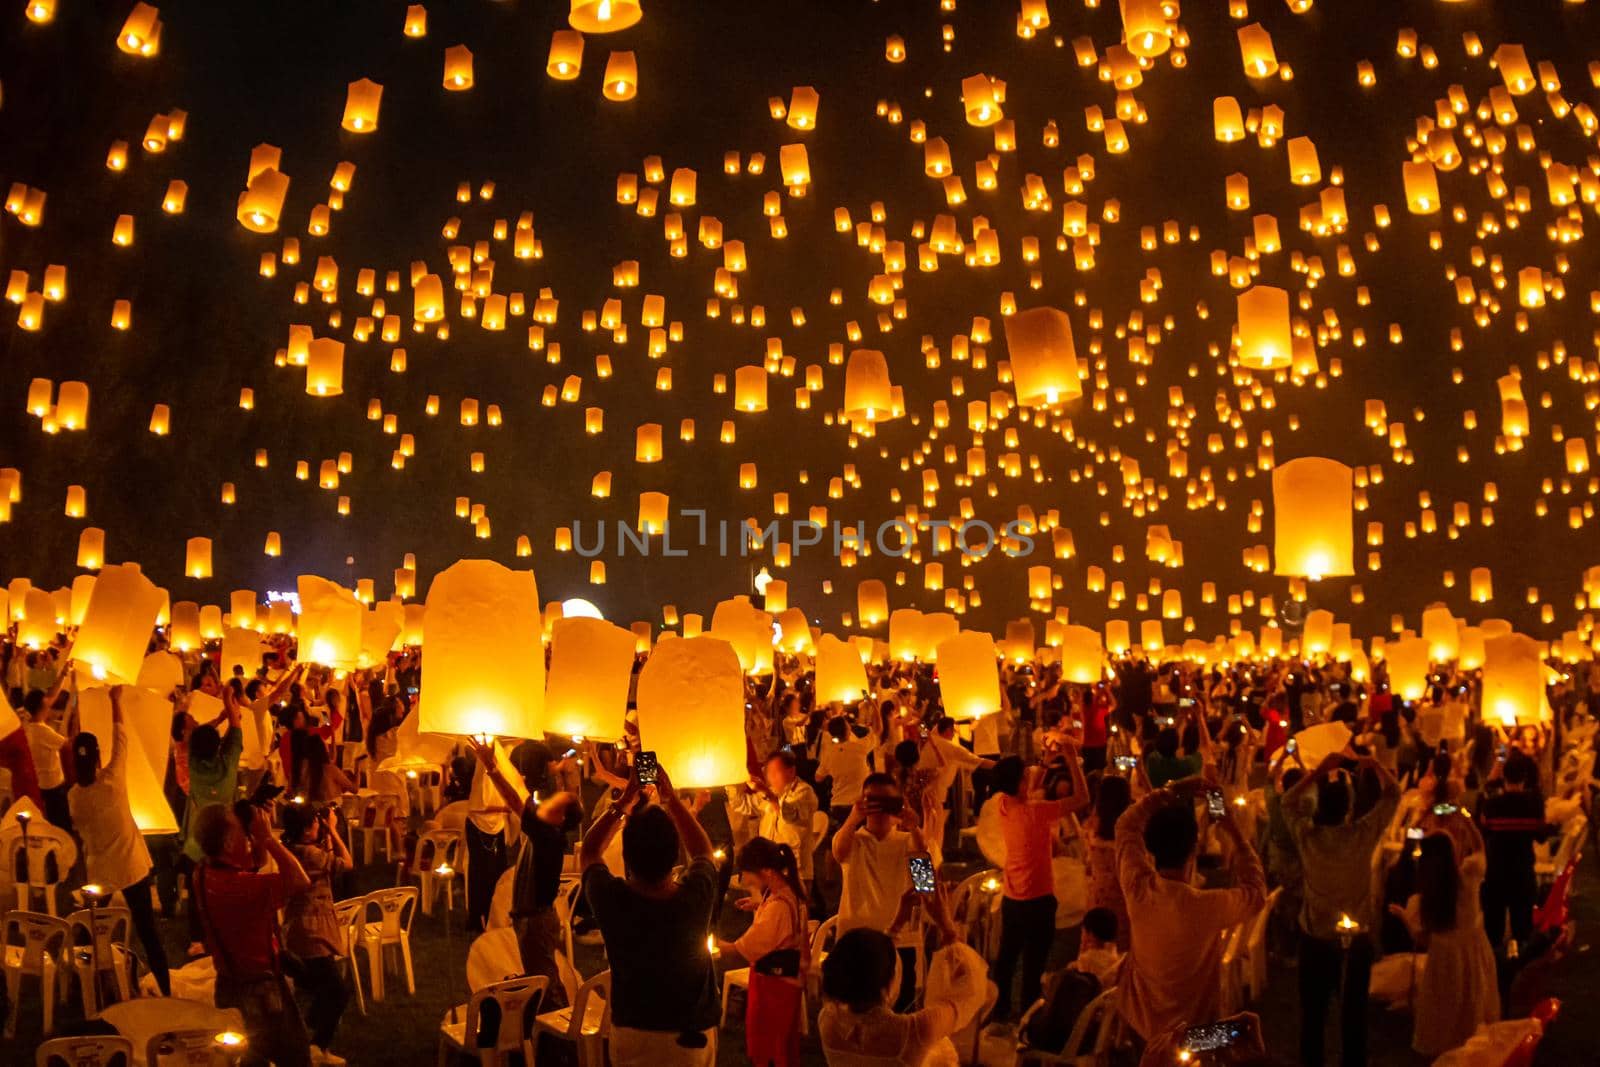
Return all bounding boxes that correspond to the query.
[3,0,1599,643]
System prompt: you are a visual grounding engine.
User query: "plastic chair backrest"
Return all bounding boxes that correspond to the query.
[4,910,69,971]
[20,836,69,887]
[333,895,366,949]
[810,914,840,958]
[569,969,612,1036]
[553,949,580,1006]
[810,809,830,840]
[555,876,584,924]
[145,1029,223,1067]
[1062,987,1118,1057]
[68,907,132,959]
[465,975,548,1054]
[366,886,419,937]
[35,1035,134,1067]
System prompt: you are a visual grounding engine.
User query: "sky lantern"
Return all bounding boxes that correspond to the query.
[547,30,584,79]
[420,560,544,738]
[443,45,475,90]
[1387,635,1430,701]
[815,633,869,704]
[1272,457,1354,578]
[78,688,177,834]
[1303,609,1335,655]
[306,338,345,396]
[936,631,1001,720]
[961,74,1003,126]
[1236,285,1293,370]
[1482,633,1544,726]
[1055,625,1101,683]
[844,349,894,424]
[297,575,364,668]
[734,365,768,412]
[857,579,888,627]
[569,0,642,33]
[1121,0,1171,58]
[787,86,819,130]
[1237,23,1278,78]
[888,608,924,661]
[1422,604,1460,662]
[1493,43,1535,95]
[184,537,213,579]
[545,616,635,740]
[779,143,811,190]
[403,4,427,36]
[342,78,383,132]
[72,563,162,684]
[710,596,775,675]
[1003,306,1082,406]
[117,3,160,56]
[602,51,638,100]
[230,589,259,630]
[236,168,290,232]
[635,635,746,789]
[77,527,105,570]
[1402,161,1439,213]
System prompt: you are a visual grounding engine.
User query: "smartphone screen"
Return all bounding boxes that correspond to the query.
[908,852,937,894]
[1206,789,1226,818]
[1406,827,1424,841]
[1181,1020,1246,1052]
[1114,755,1138,774]
[1431,802,1457,817]
[636,750,658,785]
[1285,737,1298,754]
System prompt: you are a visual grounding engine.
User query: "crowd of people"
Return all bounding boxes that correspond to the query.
[1,628,1595,1066]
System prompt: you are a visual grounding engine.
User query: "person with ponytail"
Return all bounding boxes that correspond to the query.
[714,836,809,1067]
[1394,823,1499,1056]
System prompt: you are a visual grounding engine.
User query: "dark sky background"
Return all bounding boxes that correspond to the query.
[3,0,1598,644]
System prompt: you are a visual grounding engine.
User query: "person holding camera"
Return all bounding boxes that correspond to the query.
[579,760,720,1065]
[279,800,354,1066]
[193,800,313,1067]
[832,772,932,1011]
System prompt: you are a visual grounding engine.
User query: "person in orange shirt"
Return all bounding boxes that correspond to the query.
[990,749,1089,1020]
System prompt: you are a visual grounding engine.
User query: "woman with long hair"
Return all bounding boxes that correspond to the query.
[279,801,354,1065]
[714,837,809,1067]
[1396,824,1499,1056]
[1085,773,1133,947]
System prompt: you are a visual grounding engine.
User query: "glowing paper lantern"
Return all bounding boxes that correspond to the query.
[602,51,637,100]
[815,633,869,705]
[936,631,1001,721]
[1059,624,1103,684]
[420,560,545,739]
[543,617,635,741]
[1121,0,1171,58]
[1482,634,1544,726]
[236,168,289,233]
[569,0,641,33]
[888,609,925,661]
[1004,307,1082,406]
[1237,285,1293,370]
[844,350,894,424]
[443,45,475,90]
[306,338,345,396]
[297,575,364,668]
[1403,161,1440,214]
[1421,604,1460,662]
[857,580,888,626]
[547,30,584,79]
[342,78,383,132]
[184,537,213,579]
[710,596,775,675]
[1387,636,1430,701]
[734,366,768,412]
[71,563,162,685]
[1272,457,1354,578]
[78,688,177,834]
[635,635,746,788]
[776,609,812,654]
[77,527,105,570]
[960,74,1002,126]
[1302,610,1335,656]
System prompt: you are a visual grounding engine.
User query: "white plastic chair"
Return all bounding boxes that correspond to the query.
[66,906,134,1017]
[437,975,548,1067]
[8,835,72,915]
[951,979,998,1066]
[408,829,463,914]
[35,1035,134,1066]
[332,895,368,1015]
[553,876,586,962]
[534,968,611,1067]
[360,885,420,1001]
[806,914,840,1002]
[3,910,70,1038]
[354,794,401,865]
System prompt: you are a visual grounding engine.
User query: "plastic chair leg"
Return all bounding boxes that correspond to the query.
[364,940,385,1002]
[400,937,416,995]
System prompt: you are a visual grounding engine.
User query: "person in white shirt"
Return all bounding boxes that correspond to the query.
[817,718,875,815]
[730,749,820,889]
[832,773,932,1011]
[68,686,171,996]
[21,690,70,828]
[922,716,995,859]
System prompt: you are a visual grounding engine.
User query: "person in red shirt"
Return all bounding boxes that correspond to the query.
[193,802,313,1067]
[991,749,1089,1020]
